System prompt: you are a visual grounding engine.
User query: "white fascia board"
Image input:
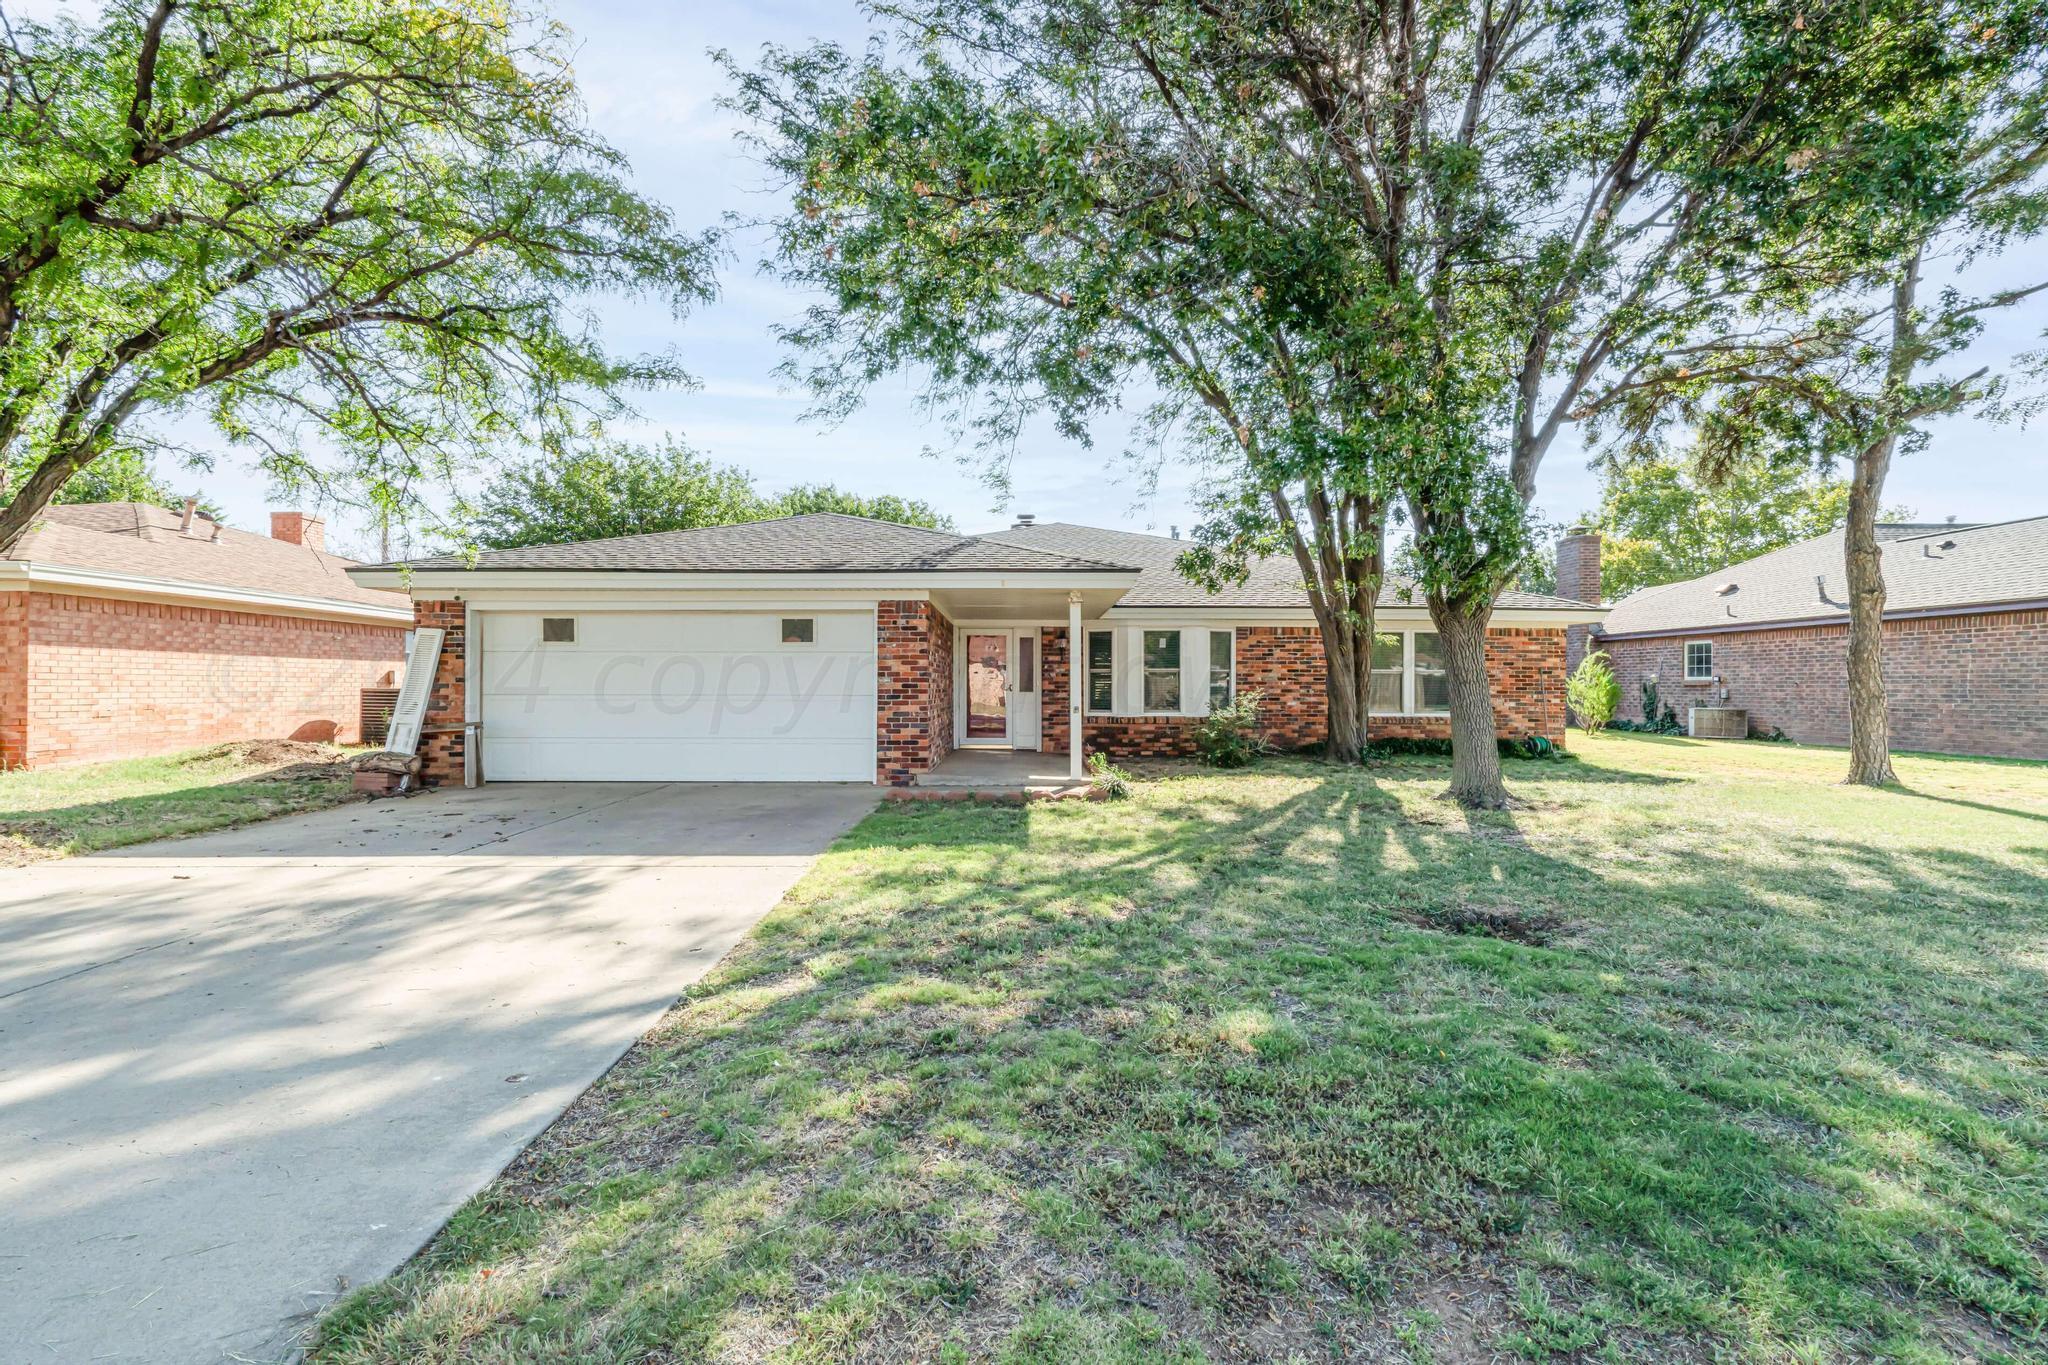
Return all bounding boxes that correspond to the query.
[0,558,413,625]
[347,568,1140,596]
[1099,604,1607,627]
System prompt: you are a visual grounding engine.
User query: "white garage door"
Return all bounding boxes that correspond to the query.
[479,610,876,782]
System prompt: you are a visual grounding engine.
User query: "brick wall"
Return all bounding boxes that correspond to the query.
[1034,623,1567,761]
[415,600,467,786]
[0,592,27,768]
[1598,608,2048,758]
[3,590,404,769]
[1040,626,1071,756]
[877,600,954,785]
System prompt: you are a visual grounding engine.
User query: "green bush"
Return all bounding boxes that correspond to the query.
[1363,735,1570,761]
[1565,651,1621,735]
[1085,751,1133,799]
[1193,690,1268,768]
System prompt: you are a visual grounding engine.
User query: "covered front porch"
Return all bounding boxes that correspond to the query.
[930,583,1117,783]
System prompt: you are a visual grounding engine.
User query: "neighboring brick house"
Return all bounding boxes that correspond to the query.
[0,502,411,768]
[351,513,1602,788]
[1586,516,2048,760]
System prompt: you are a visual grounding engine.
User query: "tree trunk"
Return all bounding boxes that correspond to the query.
[1430,592,1509,807]
[1842,249,1923,787]
[0,448,89,555]
[1323,624,1367,761]
[1842,431,1897,786]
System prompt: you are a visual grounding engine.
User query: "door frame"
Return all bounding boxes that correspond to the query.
[952,623,1049,752]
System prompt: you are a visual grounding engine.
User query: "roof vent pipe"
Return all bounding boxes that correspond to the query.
[1012,513,1036,529]
[180,497,198,533]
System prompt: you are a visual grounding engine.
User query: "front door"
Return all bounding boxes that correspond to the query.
[964,633,1009,743]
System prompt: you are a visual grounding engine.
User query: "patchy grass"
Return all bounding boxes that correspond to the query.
[0,739,360,864]
[310,733,2048,1363]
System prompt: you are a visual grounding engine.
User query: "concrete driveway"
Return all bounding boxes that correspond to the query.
[0,781,877,1363]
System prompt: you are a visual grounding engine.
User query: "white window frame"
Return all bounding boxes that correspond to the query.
[1084,629,1116,715]
[1684,638,1714,682]
[1364,629,1453,717]
[1208,630,1235,710]
[1410,630,1450,715]
[779,616,817,646]
[1368,631,1406,717]
[1141,628,1183,714]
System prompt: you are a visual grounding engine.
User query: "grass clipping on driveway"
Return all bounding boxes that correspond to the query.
[0,740,358,864]
[314,736,2048,1363]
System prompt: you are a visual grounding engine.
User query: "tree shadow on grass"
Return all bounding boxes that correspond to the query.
[310,762,2048,1365]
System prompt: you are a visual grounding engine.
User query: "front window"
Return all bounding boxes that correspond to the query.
[1685,640,1714,680]
[1413,632,1450,713]
[1208,631,1234,709]
[1143,630,1181,712]
[1369,632,1404,714]
[1086,631,1114,713]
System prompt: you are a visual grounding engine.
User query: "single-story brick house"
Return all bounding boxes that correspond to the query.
[349,514,1603,787]
[0,502,411,768]
[1584,516,2048,759]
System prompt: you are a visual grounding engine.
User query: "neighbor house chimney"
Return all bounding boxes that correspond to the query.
[1555,525,1603,606]
[270,510,325,553]
[1556,526,1603,696]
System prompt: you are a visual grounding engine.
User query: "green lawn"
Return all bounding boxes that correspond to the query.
[0,739,360,864]
[312,734,2047,1364]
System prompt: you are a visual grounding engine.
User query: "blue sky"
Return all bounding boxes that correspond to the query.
[30,0,2048,557]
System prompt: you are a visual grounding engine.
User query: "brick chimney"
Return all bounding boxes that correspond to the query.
[1556,526,1603,694]
[1555,525,1603,605]
[270,510,325,553]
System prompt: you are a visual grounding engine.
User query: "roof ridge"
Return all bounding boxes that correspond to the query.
[1888,514,2045,544]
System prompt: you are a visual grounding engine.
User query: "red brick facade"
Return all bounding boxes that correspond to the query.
[1027,623,1567,764]
[0,589,403,769]
[875,600,956,785]
[395,605,1570,787]
[1597,608,2048,759]
[414,599,468,786]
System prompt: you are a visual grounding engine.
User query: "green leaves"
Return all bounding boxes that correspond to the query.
[469,438,954,551]
[0,0,715,550]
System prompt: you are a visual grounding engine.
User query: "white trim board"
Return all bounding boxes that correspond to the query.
[0,559,413,625]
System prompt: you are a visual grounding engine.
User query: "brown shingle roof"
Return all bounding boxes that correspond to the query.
[5,502,407,613]
[373,512,1136,575]
[979,522,1597,611]
[1597,517,2048,637]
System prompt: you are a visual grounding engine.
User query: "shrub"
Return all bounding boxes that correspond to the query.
[1363,735,1570,761]
[1193,691,1268,768]
[1565,651,1621,735]
[1085,751,1133,800]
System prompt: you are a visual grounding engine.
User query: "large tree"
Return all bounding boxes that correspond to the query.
[732,0,1983,799]
[1598,12,2048,784]
[772,482,954,530]
[728,23,1400,762]
[0,0,712,554]
[1583,455,1910,601]
[470,438,956,548]
[472,438,764,549]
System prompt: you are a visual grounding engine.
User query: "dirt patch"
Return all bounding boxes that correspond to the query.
[181,739,347,771]
[1406,901,1568,946]
[0,819,70,867]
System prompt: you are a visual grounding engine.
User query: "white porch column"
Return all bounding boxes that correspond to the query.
[1068,591,1085,779]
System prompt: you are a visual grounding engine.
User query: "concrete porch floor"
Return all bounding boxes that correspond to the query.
[915,748,1081,789]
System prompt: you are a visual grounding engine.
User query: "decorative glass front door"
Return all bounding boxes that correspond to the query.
[965,634,1008,740]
